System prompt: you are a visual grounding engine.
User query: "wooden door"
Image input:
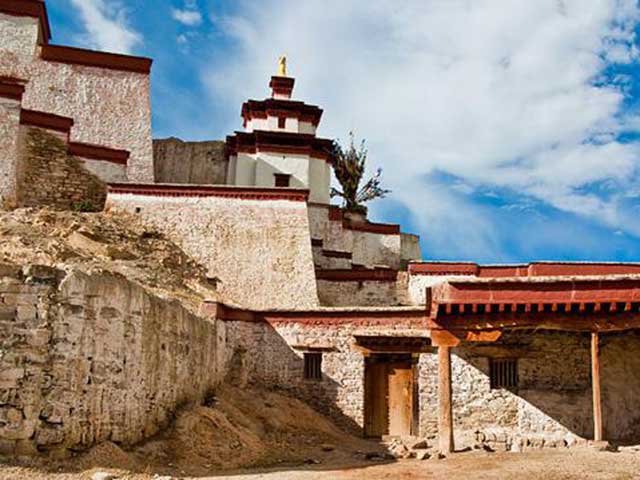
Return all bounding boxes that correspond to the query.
[388,362,414,436]
[364,355,415,438]
[364,359,388,437]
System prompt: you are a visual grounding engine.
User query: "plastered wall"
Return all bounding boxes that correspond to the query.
[106,193,319,310]
[0,14,154,182]
[0,96,22,208]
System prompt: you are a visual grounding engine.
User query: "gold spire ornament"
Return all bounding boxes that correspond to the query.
[277,55,287,77]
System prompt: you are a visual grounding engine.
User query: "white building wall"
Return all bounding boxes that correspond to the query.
[255,152,309,188]
[0,13,39,59]
[308,158,330,204]
[0,14,154,183]
[299,121,317,135]
[233,152,256,185]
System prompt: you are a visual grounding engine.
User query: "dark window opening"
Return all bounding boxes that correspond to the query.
[304,352,322,380]
[489,358,518,389]
[274,173,291,188]
[278,116,287,129]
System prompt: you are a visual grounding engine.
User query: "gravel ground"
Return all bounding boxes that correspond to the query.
[1,448,639,480]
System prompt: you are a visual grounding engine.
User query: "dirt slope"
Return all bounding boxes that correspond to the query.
[0,208,216,312]
[0,385,381,479]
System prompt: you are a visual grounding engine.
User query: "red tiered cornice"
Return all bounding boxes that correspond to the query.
[241,98,323,127]
[41,45,152,74]
[426,276,640,347]
[225,130,335,162]
[269,76,295,98]
[410,261,640,277]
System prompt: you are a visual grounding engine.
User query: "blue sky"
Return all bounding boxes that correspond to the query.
[47,0,640,263]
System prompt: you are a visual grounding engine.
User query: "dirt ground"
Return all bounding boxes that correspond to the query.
[1,449,639,479]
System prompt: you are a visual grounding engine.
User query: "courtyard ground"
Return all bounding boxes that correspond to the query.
[1,449,639,479]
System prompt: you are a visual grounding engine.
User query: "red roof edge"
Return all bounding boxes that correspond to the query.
[344,220,401,235]
[41,44,152,74]
[0,78,25,101]
[316,268,398,282]
[68,142,129,165]
[107,183,310,202]
[410,261,640,278]
[20,109,74,132]
[0,0,51,43]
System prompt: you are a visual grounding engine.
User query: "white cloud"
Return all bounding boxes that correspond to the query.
[203,0,640,256]
[69,0,141,54]
[172,1,203,27]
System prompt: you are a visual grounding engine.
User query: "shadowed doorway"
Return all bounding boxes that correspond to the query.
[364,354,418,437]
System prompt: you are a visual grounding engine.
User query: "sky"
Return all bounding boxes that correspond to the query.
[46,0,640,263]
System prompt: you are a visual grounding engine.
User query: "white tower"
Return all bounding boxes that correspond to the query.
[225,59,333,204]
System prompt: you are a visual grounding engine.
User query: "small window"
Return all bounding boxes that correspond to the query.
[274,173,291,188]
[278,116,286,129]
[304,353,322,380]
[489,358,518,389]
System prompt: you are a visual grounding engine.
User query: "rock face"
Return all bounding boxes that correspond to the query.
[0,264,219,456]
[153,138,227,185]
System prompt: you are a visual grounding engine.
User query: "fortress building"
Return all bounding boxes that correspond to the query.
[1,0,640,458]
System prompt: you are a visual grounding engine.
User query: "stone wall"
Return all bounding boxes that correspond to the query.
[418,331,640,449]
[221,319,417,432]
[106,192,319,310]
[0,95,22,209]
[222,322,640,446]
[0,14,154,182]
[0,265,219,456]
[79,157,127,184]
[16,126,106,211]
[317,279,404,307]
[153,138,227,185]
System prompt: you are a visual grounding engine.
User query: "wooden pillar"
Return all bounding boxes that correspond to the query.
[438,345,454,453]
[591,332,603,442]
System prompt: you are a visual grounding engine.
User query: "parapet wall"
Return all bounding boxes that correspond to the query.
[0,265,219,456]
[153,138,227,185]
[106,185,319,310]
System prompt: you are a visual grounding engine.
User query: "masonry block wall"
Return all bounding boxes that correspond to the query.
[17,126,106,210]
[220,320,366,432]
[0,266,219,456]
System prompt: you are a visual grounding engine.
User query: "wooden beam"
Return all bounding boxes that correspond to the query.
[438,346,454,454]
[431,311,640,333]
[591,332,603,442]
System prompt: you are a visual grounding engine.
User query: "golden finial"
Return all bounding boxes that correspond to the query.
[278,55,287,77]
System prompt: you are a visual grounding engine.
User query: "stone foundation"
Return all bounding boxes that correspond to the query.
[222,323,640,445]
[0,265,219,456]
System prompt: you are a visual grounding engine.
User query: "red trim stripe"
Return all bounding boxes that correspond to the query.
[108,183,310,202]
[41,45,152,74]
[20,109,73,132]
[68,142,129,165]
[316,268,398,282]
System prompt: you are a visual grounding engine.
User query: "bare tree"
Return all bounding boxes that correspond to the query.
[330,132,391,214]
